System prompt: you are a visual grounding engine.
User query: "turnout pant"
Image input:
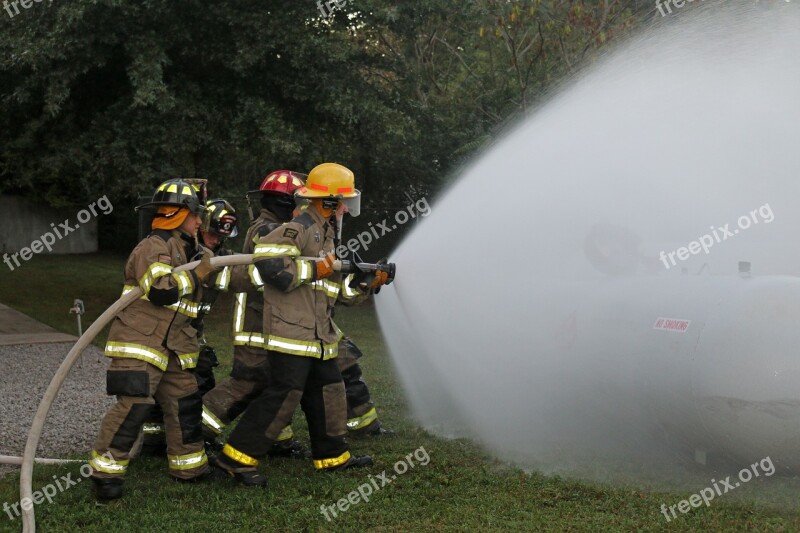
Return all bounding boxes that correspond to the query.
[202,344,294,442]
[141,345,227,452]
[90,353,208,480]
[337,338,379,432]
[225,351,348,465]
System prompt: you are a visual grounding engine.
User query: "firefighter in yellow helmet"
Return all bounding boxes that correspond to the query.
[213,163,387,486]
[89,179,217,501]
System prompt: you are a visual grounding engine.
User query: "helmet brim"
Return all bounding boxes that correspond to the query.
[136,201,206,216]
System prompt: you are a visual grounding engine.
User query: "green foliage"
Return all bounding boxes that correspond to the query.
[3,258,800,531]
[0,1,648,251]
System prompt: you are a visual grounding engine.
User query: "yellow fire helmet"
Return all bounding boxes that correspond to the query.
[296,162,361,217]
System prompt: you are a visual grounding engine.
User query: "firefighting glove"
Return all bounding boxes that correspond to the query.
[312,254,336,280]
[358,271,389,293]
[193,253,218,283]
[368,270,389,289]
[195,346,219,396]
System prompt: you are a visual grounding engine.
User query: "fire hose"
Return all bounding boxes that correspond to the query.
[19,253,394,532]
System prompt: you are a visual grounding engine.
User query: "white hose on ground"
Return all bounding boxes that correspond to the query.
[0,455,85,466]
[19,254,345,532]
[20,253,259,532]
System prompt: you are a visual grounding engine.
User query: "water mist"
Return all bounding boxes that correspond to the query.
[376,2,800,493]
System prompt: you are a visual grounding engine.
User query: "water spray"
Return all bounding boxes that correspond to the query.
[376,2,800,490]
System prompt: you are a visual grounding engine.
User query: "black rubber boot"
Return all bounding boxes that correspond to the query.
[366,421,395,437]
[171,468,215,484]
[351,420,395,438]
[91,477,124,502]
[267,439,308,459]
[139,442,167,457]
[211,455,268,488]
[322,454,374,472]
[204,438,223,456]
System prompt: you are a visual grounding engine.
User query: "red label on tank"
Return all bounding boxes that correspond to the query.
[653,317,691,332]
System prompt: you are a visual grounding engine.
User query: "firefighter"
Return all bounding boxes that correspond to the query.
[201,171,308,458]
[89,179,217,501]
[139,198,239,456]
[213,163,387,486]
[202,174,389,462]
[194,199,240,395]
[307,203,392,437]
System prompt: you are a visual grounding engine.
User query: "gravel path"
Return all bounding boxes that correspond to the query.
[0,342,111,475]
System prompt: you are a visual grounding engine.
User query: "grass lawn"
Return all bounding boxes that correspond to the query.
[1,254,800,531]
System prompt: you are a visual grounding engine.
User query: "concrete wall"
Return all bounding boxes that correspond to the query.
[0,196,98,254]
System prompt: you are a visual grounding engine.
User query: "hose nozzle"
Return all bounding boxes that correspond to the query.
[337,259,397,287]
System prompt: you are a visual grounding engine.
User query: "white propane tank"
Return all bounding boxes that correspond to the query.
[567,273,800,471]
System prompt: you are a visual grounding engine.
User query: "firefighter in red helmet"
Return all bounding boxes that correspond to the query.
[202,171,308,459]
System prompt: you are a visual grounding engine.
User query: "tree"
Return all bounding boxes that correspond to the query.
[0,0,648,253]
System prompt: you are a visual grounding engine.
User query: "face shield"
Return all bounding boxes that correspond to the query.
[185,196,207,217]
[297,189,361,220]
[340,190,361,217]
[294,195,310,209]
[333,191,360,244]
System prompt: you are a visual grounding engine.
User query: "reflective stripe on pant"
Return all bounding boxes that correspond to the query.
[226,351,348,463]
[91,353,208,480]
[139,403,166,453]
[346,407,378,431]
